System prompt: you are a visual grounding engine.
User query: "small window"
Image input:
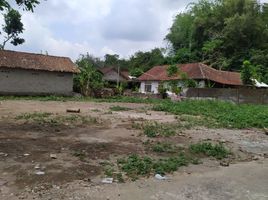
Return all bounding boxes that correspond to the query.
[145,82,152,93]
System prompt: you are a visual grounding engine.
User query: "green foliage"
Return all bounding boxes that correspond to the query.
[153,100,268,129]
[109,106,132,111]
[143,122,176,138]
[117,153,197,178]
[158,83,168,99]
[167,64,178,77]
[190,142,230,160]
[104,54,119,66]
[166,0,268,80]
[151,142,176,153]
[130,68,144,77]
[15,112,99,126]
[0,9,24,49]
[0,0,40,48]
[74,55,104,96]
[241,60,256,85]
[128,48,166,75]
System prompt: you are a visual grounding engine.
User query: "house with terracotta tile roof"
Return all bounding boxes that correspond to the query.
[0,50,79,96]
[138,63,243,94]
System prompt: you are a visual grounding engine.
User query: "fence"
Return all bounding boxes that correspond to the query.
[185,88,268,104]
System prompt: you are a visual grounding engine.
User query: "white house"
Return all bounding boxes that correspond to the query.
[138,63,242,94]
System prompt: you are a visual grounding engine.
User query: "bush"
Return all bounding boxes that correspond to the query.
[190,142,230,160]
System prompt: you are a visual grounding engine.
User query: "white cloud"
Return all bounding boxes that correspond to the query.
[4,0,197,59]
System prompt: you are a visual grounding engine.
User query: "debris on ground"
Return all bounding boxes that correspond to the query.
[220,161,230,167]
[155,174,167,180]
[35,171,45,175]
[50,154,57,159]
[101,178,113,184]
[66,108,81,113]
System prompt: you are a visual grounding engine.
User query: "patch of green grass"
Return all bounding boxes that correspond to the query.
[190,142,230,160]
[15,112,99,126]
[151,142,177,153]
[110,106,133,111]
[153,100,268,129]
[143,122,176,137]
[117,154,195,179]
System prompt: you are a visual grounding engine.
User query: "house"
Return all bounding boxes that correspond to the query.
[0,50,79,96]
[138,63,243,94]
[98,67,132,83]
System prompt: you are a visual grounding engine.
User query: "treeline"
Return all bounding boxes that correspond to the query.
[77,0,268,83]
[166,0,268,82]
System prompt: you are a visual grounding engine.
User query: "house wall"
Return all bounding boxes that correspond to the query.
[140,80,206,94]
[140,81,159,94]
[0,67,74,95]
[103,70,126,82]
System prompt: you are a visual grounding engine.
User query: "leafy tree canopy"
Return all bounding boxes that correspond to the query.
[0,0,40,49]
[166,0,268,82]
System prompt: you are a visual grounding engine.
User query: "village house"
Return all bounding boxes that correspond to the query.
[0,50,79,96]
[138,63,243,94]
[98,66,131,84]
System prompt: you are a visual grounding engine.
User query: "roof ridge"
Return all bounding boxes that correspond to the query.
[0,49,71,60]
[199,63,207,79]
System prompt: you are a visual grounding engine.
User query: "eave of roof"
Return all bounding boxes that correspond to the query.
[0,50,79,73]
[138,63,243,86]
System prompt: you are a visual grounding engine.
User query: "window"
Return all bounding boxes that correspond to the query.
[145,82,152,93]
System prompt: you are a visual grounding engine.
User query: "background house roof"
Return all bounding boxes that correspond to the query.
[138,63,242,86]
[0,50,79,73]
[98,67,131,81]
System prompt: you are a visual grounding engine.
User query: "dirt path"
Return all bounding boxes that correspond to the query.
[0,100,267,200]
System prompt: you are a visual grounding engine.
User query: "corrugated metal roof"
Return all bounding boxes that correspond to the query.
[0,50,79,73]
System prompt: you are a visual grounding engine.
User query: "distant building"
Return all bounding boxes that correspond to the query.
[98,67,132,83]
[0,50,79,96]
[138,63,243,94]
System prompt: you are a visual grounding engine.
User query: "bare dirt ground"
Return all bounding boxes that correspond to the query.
[0,100,267,200]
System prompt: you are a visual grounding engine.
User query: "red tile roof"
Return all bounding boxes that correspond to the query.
[0,50,79,73]
[138,63,242,86]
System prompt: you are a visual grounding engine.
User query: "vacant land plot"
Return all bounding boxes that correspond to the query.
[0,99,267,200]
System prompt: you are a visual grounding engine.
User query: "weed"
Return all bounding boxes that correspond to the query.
[153,100,268,129]
[143,122,176,137]
[73,150,86,161]
[109,106,132,111]
[117,153,197,179]
[15,112,100,126]
[151,142,176,153]
[190,142,230,160]
[91,109,101,112]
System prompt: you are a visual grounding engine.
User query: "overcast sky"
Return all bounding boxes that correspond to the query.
[3,0,268,60]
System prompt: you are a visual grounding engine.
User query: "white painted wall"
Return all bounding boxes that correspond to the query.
[140,80,206,94]
[140,81,159,94]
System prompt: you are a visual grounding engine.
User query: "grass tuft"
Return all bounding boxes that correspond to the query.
[190,142,230,160]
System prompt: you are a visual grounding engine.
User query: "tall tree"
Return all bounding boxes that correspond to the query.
[166,0,268,82]
[0,0,40,49]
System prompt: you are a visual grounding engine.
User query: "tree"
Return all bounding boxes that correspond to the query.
[74,56,104,96]
[241,60,255,85]
[166,0,268,79]
[104,54,119,66]
[0,9,25,49]
[0,0,40,49]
